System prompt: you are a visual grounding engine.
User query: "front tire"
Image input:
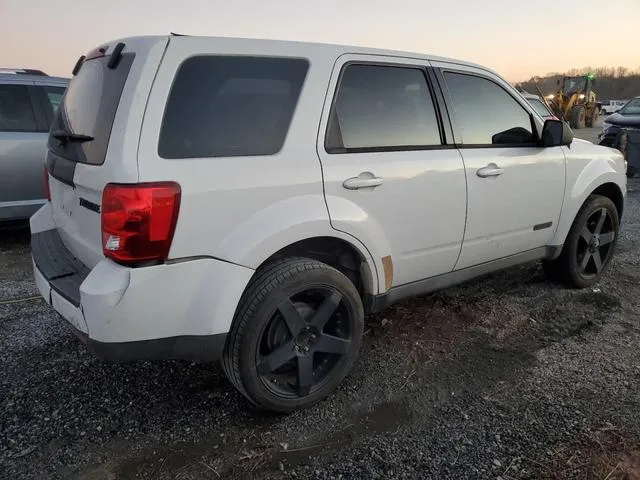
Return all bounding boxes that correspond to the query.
[222,257,364,413]
[571,105,586,129]
[543,195,619,288]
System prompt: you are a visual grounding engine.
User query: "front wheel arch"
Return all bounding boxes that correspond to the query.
[552,177,625,249]
[591,182,624,219]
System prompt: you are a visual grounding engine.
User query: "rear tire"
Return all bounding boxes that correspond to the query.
[571,105,586,129]
[222,257,364,413]
[585,107,598,127]
[543,195,619,288]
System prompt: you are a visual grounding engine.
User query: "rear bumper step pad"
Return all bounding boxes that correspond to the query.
[31,229,89,307]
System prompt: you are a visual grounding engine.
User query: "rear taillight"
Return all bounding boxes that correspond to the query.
[44,167,51,201]
[101,182,181,265]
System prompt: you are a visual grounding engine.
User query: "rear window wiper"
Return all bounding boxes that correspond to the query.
[51,130,94,145]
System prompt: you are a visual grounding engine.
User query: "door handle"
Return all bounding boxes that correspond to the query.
[343,174,384,190]
[476,163,504,178]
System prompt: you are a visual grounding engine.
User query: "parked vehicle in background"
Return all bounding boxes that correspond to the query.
[601,99,629,115]
[522,92,555,119]
[0,69,68,222]
[599,97,640,146]
[599,97,640,177]
[31,35,626,413]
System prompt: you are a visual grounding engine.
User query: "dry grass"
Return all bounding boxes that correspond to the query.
[523,425,640,480]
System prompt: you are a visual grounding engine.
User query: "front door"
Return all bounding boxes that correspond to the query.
[317,56,468,288]
[433,63,566,269]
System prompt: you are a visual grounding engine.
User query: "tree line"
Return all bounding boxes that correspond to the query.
[517,66,640,101]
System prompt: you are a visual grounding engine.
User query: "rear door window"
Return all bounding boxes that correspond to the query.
[158,56,309,159]
[0,84,38,132]
[325,64,442,152]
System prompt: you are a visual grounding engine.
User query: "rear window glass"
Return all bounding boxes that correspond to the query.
[48,53,134,165]
[44,86,65,112]
[158,56,309,159]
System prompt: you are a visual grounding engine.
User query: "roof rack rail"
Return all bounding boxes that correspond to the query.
[0,68,48,76]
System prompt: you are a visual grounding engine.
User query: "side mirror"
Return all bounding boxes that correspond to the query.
[540,119,573,147]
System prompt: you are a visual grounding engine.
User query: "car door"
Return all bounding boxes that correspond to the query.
[431,62,566,270]
[0,81,51,219]
[317,55,468,288]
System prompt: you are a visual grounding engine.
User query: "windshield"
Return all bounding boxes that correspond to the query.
[619,98,640,115]
[527,98,553,118]
[563,77,586,94]
[48,53,134,165]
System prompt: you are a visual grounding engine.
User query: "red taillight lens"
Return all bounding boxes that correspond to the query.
[44,167,51,201]
[101,182,181,264]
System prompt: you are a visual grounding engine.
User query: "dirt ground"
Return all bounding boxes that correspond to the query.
[1,172,639,478]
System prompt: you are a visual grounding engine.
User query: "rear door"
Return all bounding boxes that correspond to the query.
[46,37,168,268]
[317,55,468,287]
[0,80,50,217]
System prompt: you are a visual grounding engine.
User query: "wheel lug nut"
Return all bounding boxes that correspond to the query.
[304,346,309,353]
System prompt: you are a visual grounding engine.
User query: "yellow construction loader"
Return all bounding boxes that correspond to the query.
[547,74,601,129]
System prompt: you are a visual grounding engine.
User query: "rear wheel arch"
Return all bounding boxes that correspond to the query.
[248,236,378,301]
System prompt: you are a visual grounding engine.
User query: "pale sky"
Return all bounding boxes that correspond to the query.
[2,0,640,83]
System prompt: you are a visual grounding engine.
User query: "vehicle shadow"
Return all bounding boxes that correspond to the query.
[0,221,30,249]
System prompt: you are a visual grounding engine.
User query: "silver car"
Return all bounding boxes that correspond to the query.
[521,92,555,119]
[0,69,68,222]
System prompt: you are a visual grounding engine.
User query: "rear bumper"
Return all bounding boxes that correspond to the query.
[30,203,254,362]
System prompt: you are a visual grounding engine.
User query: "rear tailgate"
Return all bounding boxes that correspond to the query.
[46,36,168,268]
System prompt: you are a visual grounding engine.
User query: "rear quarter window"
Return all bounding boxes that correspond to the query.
[158,55,309,159]
[0,84,38,132]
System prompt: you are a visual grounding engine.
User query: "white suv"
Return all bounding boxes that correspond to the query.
[31,35,627,413]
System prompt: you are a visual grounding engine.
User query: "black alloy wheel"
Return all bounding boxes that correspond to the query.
[222,258,364,413]
[256,287,353,398]
[575,207,616,279]
[543,194,620,288]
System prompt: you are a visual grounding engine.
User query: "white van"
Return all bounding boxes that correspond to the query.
[31,34,626,412]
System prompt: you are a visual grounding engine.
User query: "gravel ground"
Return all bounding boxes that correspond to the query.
[1,176,639,480]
